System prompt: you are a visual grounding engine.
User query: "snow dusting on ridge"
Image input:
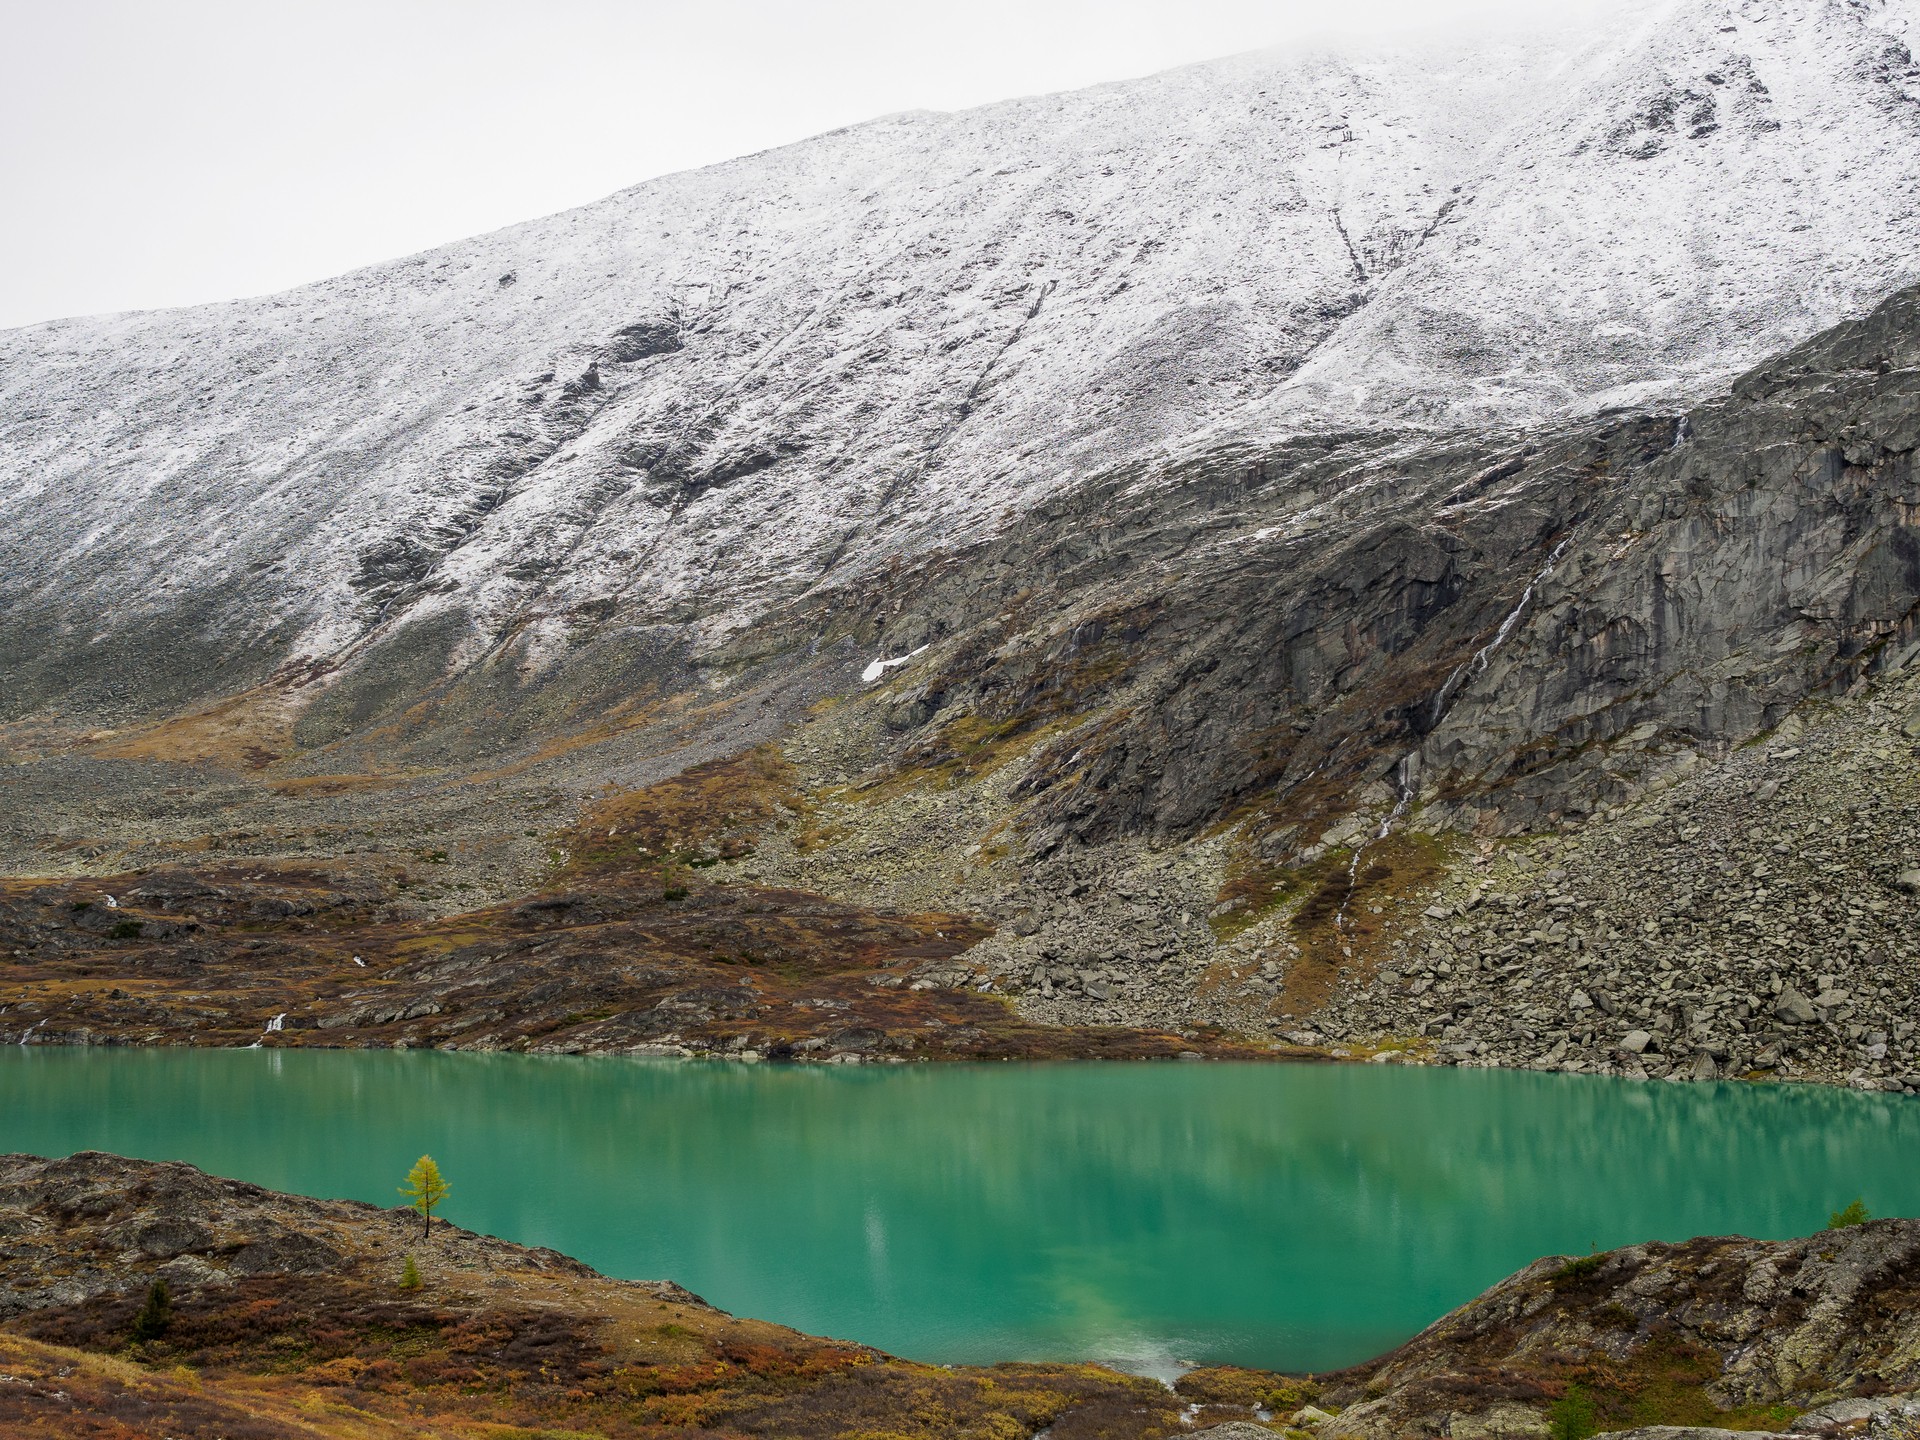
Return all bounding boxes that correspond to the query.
[3,0,1920,690]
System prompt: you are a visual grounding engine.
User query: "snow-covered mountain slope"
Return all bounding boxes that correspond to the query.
[4,0,1920,718]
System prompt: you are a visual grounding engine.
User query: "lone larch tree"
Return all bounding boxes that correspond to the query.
[399,1154,451,1238]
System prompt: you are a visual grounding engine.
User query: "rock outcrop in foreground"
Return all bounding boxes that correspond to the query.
[2,1152,1919,1438]
[0,1151,1208,1437]
[1318,1221,1920,1439]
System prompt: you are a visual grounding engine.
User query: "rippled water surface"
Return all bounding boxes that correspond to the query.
[2,1049,1915,1372]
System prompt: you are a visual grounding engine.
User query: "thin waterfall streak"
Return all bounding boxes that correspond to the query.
[1428,534,1575,731]
[1335,531,1575,940]
[1379,754,1417,839]
[1332,845,1366,939]
[1333,754,1417,938]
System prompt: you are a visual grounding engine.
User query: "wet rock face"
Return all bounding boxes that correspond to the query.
[1422,295,1920,836]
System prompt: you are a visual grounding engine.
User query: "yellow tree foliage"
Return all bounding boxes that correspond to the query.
[399,1155,451,1238]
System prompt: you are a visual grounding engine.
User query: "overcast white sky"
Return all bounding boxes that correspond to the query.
[0,0,1616,330]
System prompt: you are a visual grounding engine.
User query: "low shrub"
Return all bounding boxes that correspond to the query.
[131,1280,172,1342]
[1173,1365,1318,1413]
[1549,1383,1597,1440]
[1550,1253,1605,1289]
[1827,1198,1871,1230]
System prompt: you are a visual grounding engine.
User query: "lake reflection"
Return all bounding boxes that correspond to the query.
[1,1049,1913,1371]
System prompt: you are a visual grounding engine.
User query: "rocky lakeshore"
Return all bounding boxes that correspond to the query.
[0,1151,1917,1438]
[1314,1219,1920,1440]
[1321,663,1920,1092]
[14,11,1920,1435]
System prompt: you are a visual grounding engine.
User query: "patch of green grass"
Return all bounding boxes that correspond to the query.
[1549,1383,1597,1440]
[107,920,145,940]
[1564,1337,1804,1435]
[1207,867,1300,941]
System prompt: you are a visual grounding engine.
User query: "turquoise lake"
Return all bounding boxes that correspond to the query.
[1,1049,1914,1375]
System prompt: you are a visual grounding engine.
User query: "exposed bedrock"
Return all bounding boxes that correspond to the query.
[779,282,1920,857]
[1317,1218,1920,1439]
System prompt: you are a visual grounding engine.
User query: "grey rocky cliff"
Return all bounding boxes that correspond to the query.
[831,281,1920,855]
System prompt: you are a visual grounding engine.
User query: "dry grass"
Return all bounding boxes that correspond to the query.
[0,816,1277,1064]
[4,1251,1208,1440]
[565,746,798,876]
[83,685,300,770]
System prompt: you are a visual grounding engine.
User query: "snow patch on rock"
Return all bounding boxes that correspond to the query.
[862,648,929,684]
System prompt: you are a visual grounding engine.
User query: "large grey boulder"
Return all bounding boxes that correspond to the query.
[1775,986,1818,1025]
